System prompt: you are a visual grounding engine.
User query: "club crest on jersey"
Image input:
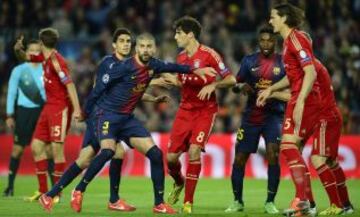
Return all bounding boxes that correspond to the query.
[148,70,154,77]
[102,73,110,84]
[273,67,281,75]
[194,59,201,69]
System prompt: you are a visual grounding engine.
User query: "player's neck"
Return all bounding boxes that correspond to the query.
[280,26,293,40]
[115,52,125,61]
[185,40,200,57]
[43,48,55,59]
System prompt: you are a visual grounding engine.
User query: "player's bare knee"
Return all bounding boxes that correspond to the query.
[188,145,201,161]
[113,143,125,159]
[167,153,179,164]
[234,153,249,167]
[100,139,117,151]
[311,155,327,168]
[266,144,279,165]
[11,145,24,158]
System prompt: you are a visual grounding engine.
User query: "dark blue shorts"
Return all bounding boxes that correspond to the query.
[93,108,151,147]
[81,118,100,153]
[235,115,283,154]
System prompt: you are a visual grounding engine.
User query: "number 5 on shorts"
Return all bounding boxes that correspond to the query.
[284,118,291,130]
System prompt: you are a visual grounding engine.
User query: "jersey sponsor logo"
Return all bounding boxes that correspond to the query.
[102,74,110,84]
[132,83,147,93]
[148,70,154,77]
[273,67,281,75]
[255,78,272,89]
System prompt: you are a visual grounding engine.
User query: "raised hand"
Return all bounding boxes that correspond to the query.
[193,67,217,82]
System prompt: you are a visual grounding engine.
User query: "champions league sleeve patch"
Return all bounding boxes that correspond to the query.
[102,73,110,84]
[58,71,71,84]
[218,62,229,76]
[299,50,311,63]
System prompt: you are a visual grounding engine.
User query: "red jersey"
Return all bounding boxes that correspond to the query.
[30,51,72,107]
[282,29,320,104]
[314,59,338,117]
[176,44,232,110]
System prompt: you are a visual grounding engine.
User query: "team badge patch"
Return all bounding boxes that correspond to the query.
[273,67,281,75]
[102,73,110,84]
[194,59,201,69]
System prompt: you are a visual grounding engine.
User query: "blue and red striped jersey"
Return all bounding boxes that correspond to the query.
[237,52,286,125]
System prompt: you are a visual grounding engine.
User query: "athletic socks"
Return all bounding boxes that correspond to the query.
[109,158,123,203]
[47,162,83,197]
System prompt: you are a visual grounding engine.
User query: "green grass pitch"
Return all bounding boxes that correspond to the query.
[0,176,359,217]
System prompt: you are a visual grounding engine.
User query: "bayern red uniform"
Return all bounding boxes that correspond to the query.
[309,59,342,159]
[282,29,321,138]
[168,45,232,153]
[30,51,73,142]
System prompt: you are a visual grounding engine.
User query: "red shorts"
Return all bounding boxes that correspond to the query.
[33,104,73,143]
[311,107,342,159]
[168,106,217,153]
[282,101,320,139]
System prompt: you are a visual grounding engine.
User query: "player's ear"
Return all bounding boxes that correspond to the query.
[112,43,116,50]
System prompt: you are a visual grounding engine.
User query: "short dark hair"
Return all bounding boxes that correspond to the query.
[26,39,40,49]
[273,3,305,28]
[173,16,202,39]
[112,28,132,43]
[39,28,59,48]
[259,24,275,35]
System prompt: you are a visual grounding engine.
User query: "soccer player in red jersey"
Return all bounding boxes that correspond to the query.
[164,16,236,213]
[14,28,82,201]
[259,59,354,215]
[256,3,322,216]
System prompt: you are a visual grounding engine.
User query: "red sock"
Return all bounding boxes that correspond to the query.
[331,163,351,207]
[281,143,307,200]
[316,164,342,207]
[35,159,48,193]
[53,162,66,184]
[305,167,315,203]
[184,160,201,204]
[168,161,184,186]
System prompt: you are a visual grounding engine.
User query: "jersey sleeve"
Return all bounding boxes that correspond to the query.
[6,66,21,115]
[289,33,314,69]
[206,49,232,78]
[29,53,45,62]
[236,56,249,83]
[149,58,192,74]
[50,54,73,85]
[83,61,126,116]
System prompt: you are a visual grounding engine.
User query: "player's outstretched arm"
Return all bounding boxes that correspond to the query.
[270,89,291,102]
[141,93,170,103]
[232,83,255,95]
[256,76,290,106]
[197,74,236,100]
[13,35,29,61]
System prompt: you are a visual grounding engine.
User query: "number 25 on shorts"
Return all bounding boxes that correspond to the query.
[236,128,244,141]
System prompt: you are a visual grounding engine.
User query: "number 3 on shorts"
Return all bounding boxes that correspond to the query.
[196,131,205,143]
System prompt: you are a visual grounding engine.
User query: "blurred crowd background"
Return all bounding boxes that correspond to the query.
[0,0,359,134]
